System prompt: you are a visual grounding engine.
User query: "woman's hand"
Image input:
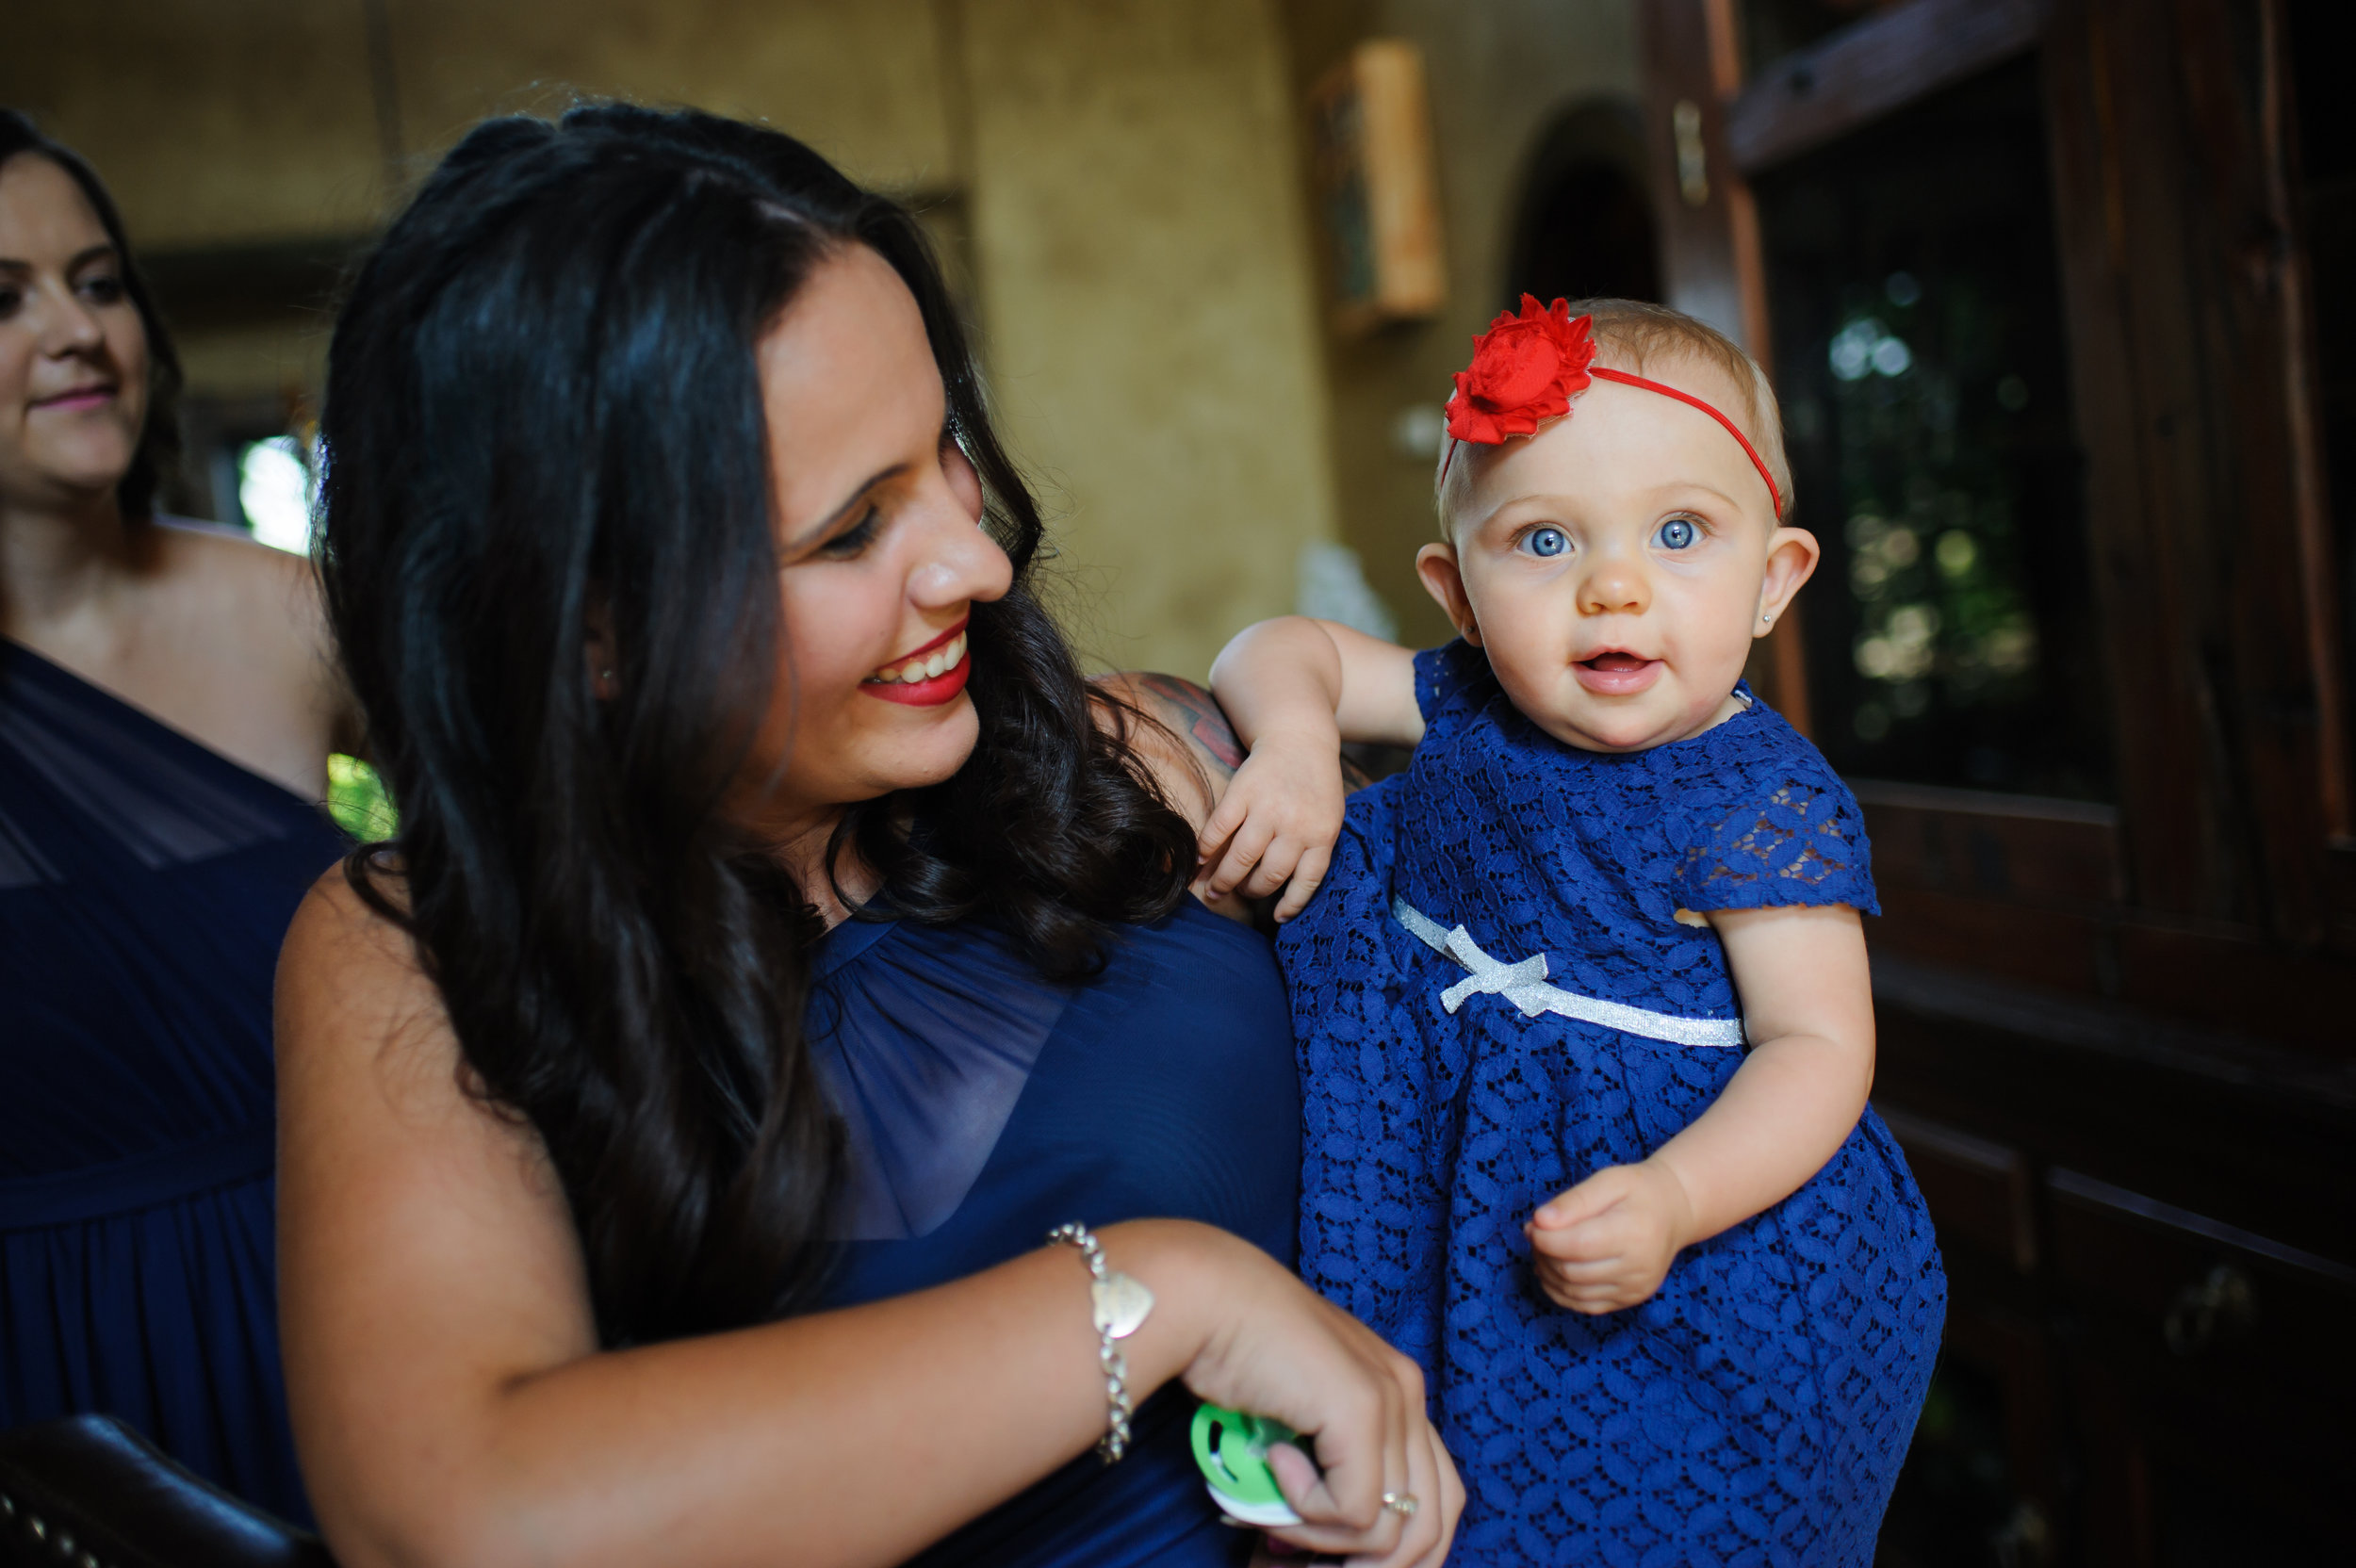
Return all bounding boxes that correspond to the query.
[1193,733,1349,922]
[1526,1160,1698,1315]
[1165,1230,1462,1567]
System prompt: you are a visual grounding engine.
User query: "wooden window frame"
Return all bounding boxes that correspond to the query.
[1641,0,2356,1040]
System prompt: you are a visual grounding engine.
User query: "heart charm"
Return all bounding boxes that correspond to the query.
[1092,1271,1155,1340]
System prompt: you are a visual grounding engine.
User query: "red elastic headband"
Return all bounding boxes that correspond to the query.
[1437,296,1783,520]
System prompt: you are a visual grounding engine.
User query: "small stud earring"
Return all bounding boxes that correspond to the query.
[599,668,615,680]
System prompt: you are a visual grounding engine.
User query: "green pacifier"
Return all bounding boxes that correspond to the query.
[1190,1403,1305,1527]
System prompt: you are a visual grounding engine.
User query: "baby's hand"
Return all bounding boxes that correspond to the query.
[1526,1160,1696,1315]
[1194,735,1347,923]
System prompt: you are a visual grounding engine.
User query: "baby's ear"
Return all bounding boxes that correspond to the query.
[1416,543,1481,646]
[1756,525,1821,634]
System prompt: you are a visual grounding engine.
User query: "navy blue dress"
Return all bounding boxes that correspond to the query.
[809,895,1301,1568]
[0,639,347,1524]
[1280,641,1945,1567]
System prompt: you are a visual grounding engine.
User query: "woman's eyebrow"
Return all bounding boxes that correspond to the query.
[0,245,118,275]
[788,461,909,550]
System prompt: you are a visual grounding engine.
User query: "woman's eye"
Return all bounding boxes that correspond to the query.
[1523,527,1569,559]
[1656,517,1700,550]
[0,286,20,318]
[81,275,124,305]
[815,505,884,560]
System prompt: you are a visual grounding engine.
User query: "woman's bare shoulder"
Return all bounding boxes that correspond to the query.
[155,518,326,638]
[153,519,357,758]
[1090,672,1245,830]
[278,863,446,1070]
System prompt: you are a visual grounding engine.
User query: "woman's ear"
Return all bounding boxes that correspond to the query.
[1755,526,1821,637]
[1416,542,1481,646]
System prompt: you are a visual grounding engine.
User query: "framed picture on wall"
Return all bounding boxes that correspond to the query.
[1312,40,1447,337]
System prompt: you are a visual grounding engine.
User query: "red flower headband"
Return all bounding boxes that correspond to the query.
[1440,295,1784,520]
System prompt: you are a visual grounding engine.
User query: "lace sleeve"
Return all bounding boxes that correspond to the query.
[1413,639,1497,739]
[1671,764,1880,916]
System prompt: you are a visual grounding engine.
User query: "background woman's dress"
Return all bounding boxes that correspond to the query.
[809,895,1301,1568]
[0,640,346,1524]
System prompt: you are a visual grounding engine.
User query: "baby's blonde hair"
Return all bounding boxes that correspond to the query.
[1434,298,1793,531]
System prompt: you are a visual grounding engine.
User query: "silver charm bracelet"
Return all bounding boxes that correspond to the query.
[1046,1222,1155,1463]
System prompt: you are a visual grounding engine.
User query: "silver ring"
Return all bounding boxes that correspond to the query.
[1383,1491,1419,1517]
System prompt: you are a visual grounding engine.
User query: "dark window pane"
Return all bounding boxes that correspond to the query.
[1755,55,2111,800]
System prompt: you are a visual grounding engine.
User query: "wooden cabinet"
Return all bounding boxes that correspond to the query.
[1638,0,2356,1560]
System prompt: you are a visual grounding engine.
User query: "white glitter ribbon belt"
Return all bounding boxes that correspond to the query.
[1391,897,1746,1049]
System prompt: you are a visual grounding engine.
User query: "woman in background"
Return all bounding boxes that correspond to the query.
[278,106,1458,1568]
[0,109,349,1522]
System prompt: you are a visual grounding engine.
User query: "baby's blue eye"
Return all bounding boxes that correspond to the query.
[1656,517,1699,550]
[1524,527,1568,558]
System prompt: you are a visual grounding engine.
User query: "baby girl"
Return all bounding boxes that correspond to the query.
[1204,298,1945,1565]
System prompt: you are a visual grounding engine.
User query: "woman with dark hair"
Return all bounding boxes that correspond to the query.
[276,103,1460,1568]
[0,109,352,1521]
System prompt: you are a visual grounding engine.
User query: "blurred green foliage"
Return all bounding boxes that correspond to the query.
[327,753,397,842]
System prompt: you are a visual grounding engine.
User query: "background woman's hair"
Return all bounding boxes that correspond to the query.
[318,103,1196,1345]
[0,108,186,520]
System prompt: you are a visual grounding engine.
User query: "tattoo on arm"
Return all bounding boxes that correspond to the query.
[1128,673,1244,777]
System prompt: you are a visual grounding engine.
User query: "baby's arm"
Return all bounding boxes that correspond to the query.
[1527,904,1875,1314]
[1201,618,1424,921]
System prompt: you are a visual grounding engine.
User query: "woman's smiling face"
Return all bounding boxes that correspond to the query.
[1417,356,1817,754]
[731,244,1012,842]
[0,154,149,512]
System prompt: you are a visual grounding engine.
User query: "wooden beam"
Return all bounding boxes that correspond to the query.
[1727,0,2052,174]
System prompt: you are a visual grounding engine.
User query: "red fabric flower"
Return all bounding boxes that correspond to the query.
[1447,295,1595,446]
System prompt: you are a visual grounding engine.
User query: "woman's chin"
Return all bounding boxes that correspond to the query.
[867,698,983,792]
[28,432,141,496]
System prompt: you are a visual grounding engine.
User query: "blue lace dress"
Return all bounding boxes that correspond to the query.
[1280,641,1945,1567]
[810,896,1299,1568]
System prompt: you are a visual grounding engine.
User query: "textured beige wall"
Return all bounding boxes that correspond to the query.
[0,0,387,247]
[2,0,1336,679]
[1280,0,1643,647]
[964,0,1336,675]
[384,0,959,193]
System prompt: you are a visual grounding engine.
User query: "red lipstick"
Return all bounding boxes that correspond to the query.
[860,617,973,708]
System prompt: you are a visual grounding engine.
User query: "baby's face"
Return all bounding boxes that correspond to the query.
[1418,357,1816,754]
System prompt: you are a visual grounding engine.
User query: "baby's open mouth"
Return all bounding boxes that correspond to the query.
[1580,652,1650,674]
[1573,649,1662,694]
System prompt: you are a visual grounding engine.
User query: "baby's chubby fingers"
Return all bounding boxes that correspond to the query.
[1238,839,1311,902]
[1198,815,1279,900]
[1271,843,1333,923]
[1525,1166,1643,1260]
[1195,781,1254,871]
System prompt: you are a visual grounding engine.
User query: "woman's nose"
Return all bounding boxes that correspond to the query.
[908,491,1013,608]
[37,286,107,358]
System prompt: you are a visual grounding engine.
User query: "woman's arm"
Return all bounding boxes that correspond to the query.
[278,874,1458,1568]
[1525,905,1876,1313]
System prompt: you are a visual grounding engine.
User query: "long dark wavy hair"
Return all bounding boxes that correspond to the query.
[318,104,1196,1347]
[0,108,185,520]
